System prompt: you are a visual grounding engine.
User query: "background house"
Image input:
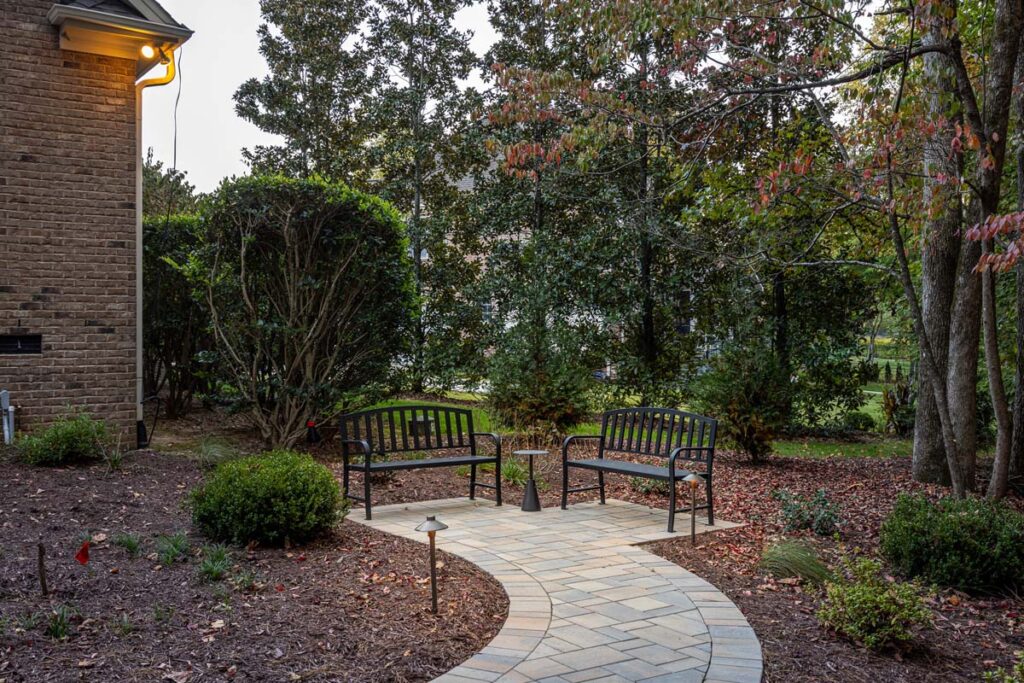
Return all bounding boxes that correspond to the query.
[0,0,190,444]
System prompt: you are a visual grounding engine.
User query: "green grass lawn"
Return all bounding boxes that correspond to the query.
[375,397,913,459]
[772,438,912,459]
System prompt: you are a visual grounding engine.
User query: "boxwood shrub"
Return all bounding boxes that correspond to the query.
[880,494,1024,593]
[18,413,108,466]
[190,450,344,546]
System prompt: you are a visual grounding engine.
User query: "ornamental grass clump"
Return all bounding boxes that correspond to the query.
[17,412,109,466]
[817,556,931,650]
[190,450,345,547]
[760,539,832,586]
[880,494,1024,594]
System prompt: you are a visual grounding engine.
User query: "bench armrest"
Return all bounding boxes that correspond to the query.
[471,432,502,458]
[339,439,372,468]
[669,446,714,467]
[562,435,603,462]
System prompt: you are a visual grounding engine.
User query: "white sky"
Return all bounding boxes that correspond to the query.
[142,0,497,192]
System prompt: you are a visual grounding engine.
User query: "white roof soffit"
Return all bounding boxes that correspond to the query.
[47,3,193,78]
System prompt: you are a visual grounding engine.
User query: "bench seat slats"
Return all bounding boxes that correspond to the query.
[570,458,690,481]
[368,455,498,471]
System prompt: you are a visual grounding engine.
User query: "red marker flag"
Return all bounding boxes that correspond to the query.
[75,541,90,566]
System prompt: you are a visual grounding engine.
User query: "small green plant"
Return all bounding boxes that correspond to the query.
[113,533,142,557]
[760,539,832,586]
[152,604,174,623]
[772,489,841,536]
[628,477,671,496]
[501,459,529,487]
[102,434,126,471]
[16,611,41,632]
[985,652,1024,682]
[114,613,134,636]
[17,412,109,466]
[198,545,232,582]
[817,556,931,650]
[45,605,76,640]
[190,450,344,546]
[880,494,1024,593]
[454,462,496,477]
[231,569,263,593]
[155,531,190,566]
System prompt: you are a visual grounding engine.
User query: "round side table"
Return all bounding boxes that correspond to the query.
[513,449,548,512]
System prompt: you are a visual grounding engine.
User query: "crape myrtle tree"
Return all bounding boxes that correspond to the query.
[185,176,415,448]
[363,0,483,393]
[234,0,373,183]
[524,0,1024,498]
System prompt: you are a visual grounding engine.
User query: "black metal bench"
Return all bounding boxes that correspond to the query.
[339,405,502,519]
[561,407,716,532]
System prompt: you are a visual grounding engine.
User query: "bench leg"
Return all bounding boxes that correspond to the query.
[706,475,714,525]
[364,471,372,520]
[668,478,676,533]
[561,465,569,510]
[469,462,477,500]
[342,464,350,499]
[495,459,502,506]
[598,471,606,504]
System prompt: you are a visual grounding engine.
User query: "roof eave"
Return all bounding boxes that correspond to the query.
[47,4,192,78]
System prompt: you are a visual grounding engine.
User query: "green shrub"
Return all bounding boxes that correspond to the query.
[17,413,108,466]
[190,450,345,546]
[772,489,841,536]
[841,411,876,433]
[193,175,415,447]
[487,325,593,433]
[880,494,1024,593]
[692,344,791,462]
[985,653,1024,682]
[760,539,832,586]
[817,556,931,650]
[45,605,76,640]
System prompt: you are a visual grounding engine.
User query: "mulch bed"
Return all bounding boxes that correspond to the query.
[0,451,507,682]
[336,442,1024,682]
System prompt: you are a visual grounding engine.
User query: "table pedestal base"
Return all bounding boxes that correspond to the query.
[521,479,541,512]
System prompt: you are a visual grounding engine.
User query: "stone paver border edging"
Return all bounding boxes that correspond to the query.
[354,498,762,683]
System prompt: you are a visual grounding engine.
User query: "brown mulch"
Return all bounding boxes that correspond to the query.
[335,442,1024,682]
[0,452,507,682]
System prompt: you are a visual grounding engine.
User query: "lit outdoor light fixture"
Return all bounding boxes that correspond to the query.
[140,44,156,60]
[683,473,705,545]
[414,515,448,614]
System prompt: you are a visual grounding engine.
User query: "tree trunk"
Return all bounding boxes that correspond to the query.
[1012,47,1024,486]
[912,7,963,485]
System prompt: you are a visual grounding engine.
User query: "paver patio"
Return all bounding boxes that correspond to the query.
[355,498,762,683]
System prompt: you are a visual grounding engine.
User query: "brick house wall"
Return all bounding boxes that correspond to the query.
[0,0,139,436]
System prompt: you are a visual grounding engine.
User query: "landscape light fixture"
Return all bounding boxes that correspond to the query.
[140,44,156,60]
[683,473,705,545]
[414,515,448,614]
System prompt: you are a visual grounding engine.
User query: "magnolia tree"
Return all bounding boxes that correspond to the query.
[189,176,415,448]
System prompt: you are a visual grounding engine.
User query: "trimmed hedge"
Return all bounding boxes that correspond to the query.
[190,450,344,546]
[880,494,1024,593]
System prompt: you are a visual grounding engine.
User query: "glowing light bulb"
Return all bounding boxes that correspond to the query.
[140,45,156,60]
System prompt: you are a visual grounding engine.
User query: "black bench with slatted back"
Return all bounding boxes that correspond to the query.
[339,405,501,519]
[561,407,716,532]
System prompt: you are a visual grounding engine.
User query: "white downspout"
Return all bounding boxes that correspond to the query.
[135,54,177,448]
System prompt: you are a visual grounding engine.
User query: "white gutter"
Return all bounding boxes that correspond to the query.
[135,54,177,447]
